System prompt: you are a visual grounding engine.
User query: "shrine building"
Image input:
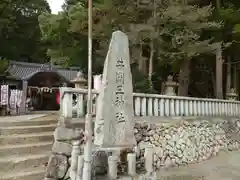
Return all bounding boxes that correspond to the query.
[1,61,85,112]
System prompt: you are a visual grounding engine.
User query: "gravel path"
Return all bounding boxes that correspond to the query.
[157,150,240,180]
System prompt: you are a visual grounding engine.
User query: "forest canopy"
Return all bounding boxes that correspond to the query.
[1,0,240,98]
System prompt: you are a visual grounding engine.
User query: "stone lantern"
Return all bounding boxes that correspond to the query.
[164,75,178,96]
[71,72,87,117]
[226,88,238,101]
[71,72,87,89]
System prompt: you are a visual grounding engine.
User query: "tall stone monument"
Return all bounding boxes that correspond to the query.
[94,31,136,148]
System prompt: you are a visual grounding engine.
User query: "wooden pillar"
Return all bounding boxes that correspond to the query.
[19,80,28,114]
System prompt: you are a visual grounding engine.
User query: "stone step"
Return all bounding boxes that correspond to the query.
[0,118,57,127]
[0,141,53,156]
[0,153,50,173]
[0,167,45,180]
[0,132,53,145]
[0,124,56,135]
[0,114,58,127]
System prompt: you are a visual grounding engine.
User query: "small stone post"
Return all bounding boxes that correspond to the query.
[62,87,73,118]
[76,155,84,180]
[127,153,136,177]
[164,75,178,96]
[134,146,140,158]
[70,140,81,180]
[108,155,118,179]
[144,146,154,175]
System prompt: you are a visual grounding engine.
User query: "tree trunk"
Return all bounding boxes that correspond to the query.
[148,0,156,89]
[226,57,231,94]
[148,41,154,89]
[234,65,237,89]
[215,0,223,99]
[178,60,191,96]
[161,82,165,94]
[138,43,145,73]
[215,45,223,99]
[234,65,239,98]
[216,0,221,9]
[233,65,238,99]
[177,0,190,97]
[211,71,216,96]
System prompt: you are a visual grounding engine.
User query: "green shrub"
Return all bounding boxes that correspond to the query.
[0,58,9,74]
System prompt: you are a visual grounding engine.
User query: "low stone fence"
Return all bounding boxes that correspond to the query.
[60,87,240,118]
[45,116,240,180]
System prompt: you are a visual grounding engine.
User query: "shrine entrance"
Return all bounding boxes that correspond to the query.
[27,71,70,111]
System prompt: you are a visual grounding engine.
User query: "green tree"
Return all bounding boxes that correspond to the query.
[39,0,232,97]
[0,0,50,62]
[39,0,139,74]
[156,1,221,96]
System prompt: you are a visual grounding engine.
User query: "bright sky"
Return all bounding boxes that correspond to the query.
[47,0,64,14]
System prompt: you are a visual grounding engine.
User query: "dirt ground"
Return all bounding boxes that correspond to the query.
[157,150,240,180]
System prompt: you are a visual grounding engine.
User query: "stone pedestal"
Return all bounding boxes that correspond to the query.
[164,76,178,96]
[226,88,238,101]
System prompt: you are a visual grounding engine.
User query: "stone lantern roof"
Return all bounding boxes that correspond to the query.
[71,72,87,88]
[164,75,178,96]
[227,88,238,100]
[165,75,178,87]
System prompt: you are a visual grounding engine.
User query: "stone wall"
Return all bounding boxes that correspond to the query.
[45,117,240,179]
[135,117,240,170]
[45,116,85,180]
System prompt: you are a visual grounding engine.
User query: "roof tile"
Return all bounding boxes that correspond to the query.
[7,61,81,81]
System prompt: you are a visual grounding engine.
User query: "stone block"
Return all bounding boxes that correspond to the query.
[58,116,72,128]
[43,178,56,180]
[54,126,84,142]
[46,154,69,179]
[92,151,108,175]
[52,141,72,156]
